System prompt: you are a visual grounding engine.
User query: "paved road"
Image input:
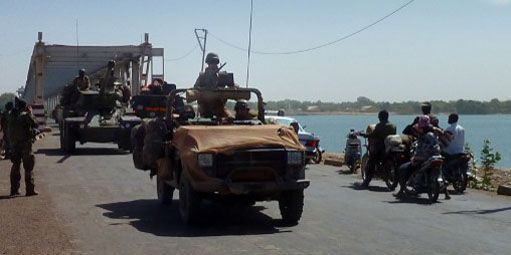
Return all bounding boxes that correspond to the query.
[34,131,511,255]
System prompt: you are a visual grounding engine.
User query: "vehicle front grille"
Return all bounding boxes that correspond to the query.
[216,148,287,180]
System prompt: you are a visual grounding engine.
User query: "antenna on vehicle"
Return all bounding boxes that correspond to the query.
[245,0,254,88]
[75,19,80,69]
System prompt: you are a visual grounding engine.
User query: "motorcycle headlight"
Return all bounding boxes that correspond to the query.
[198,153,214,168]
[287,151,303,165]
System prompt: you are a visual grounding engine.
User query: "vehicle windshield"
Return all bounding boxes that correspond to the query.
[266,117,305,132]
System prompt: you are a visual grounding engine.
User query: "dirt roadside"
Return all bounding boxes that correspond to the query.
[0,142,76,255]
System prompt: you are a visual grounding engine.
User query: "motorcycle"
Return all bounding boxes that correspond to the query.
[442,153,472,194]
[344,129,362,173]
[401,155,444,203]
[311,136,325,164]
[359,128,401,190]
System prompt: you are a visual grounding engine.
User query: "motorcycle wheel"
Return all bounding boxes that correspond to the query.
[313,149,322,164]
[427,180,440,203]
[384,161,399,191]
[361,153,368,180]
[453,172,468,194]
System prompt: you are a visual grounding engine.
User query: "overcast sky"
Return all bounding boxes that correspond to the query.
[0,0,510,102]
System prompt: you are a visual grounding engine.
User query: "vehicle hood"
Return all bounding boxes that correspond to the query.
[173,124,305,155]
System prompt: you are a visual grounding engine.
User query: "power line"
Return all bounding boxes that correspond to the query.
[165,45,198,61]
[210,0,416,55]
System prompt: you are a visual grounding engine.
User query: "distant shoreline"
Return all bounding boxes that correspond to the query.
[281,111,511,116]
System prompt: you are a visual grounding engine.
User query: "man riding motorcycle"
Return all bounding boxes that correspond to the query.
[360,110,396,188]
[442,113,469,193]
[395,115,450,199]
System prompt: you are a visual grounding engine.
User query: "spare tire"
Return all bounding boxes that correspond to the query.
[131,123,149,170]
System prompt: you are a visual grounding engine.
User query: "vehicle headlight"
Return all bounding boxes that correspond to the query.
[287,151,303,165]
[198,153,214,168]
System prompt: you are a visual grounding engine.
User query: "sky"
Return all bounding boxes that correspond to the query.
[0,0,510,102]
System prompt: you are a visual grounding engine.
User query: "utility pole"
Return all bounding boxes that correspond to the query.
[194,29,208,72]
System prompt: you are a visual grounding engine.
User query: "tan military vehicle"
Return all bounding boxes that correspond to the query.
[131,87,310,224]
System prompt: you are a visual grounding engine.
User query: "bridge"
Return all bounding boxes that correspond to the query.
[22,32,164,127]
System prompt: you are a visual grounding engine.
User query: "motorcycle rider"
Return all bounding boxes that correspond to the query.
[360,110,396,188]
[443,113,465,156]
[395,115,450,199]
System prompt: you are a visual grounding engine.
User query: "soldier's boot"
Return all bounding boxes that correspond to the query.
[10,163,21,196]
[24,155,38,196]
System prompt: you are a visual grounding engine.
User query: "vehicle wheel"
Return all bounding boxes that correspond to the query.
[384,162,399,191]
[157,175,174,205]
[360,153,369,182]
[63,122,75,153]
[312,149,322,164]
[349,162,357,174]
[279,189,304,225]
[427,180,440,203]
[453,172,468,194]
[179,175,200,224]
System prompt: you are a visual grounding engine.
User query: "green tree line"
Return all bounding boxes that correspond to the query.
[266,97,511,115]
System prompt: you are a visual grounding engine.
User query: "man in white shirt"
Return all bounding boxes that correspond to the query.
[443,113,465,155]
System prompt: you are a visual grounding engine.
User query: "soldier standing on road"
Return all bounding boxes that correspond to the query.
[73,69,91,91]
[8,97,39,197]
[1,102,14,159]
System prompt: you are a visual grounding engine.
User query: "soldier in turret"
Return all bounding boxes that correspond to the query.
[73,69,91,91]
[194,53,229,118]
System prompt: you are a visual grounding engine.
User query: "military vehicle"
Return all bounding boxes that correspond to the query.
[59,62,141,153]
[132,87,310,225]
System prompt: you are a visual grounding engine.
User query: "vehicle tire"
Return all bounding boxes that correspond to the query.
[349,161,357,174]
[63,122,75,153]
[453,172,468,194]
[427,180,440,203]
[360,153,369,183]
[157,175,174,205]
[179,175,200,224]
[279,189,304,225]
[312,149,322,164]
[384,161,399,191]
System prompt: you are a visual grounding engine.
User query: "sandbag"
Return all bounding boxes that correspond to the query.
[142,118,168,169]
[385,135,406,153]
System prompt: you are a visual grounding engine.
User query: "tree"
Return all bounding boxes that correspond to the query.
[0,93,15,111]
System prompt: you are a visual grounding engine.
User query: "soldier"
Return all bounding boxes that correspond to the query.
[194,53,229,118]
[1,102,14,159]
[8,97,38,196]
[234,100,254,121]
[73,69,91,91]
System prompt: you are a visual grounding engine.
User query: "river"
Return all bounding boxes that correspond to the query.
[292,114,511,168]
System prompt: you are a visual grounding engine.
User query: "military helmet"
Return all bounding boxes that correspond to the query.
[234,99,249,111]
[205,52,220,64]
[78,69,86,76]
[14,97,27,110]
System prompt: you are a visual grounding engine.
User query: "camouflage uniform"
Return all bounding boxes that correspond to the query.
[194,53,229,118]
[8,106,38,196]
[1,105,13,157]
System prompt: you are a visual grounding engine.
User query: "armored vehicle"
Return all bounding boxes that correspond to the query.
[132,87,310,224]
[59,65,140,153]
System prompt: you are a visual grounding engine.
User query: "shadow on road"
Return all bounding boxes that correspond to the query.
[385,196,443,205]
[343,183,392,193]
[37,148,128,156]
[96,199,290,237]
[443,206,511,215]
